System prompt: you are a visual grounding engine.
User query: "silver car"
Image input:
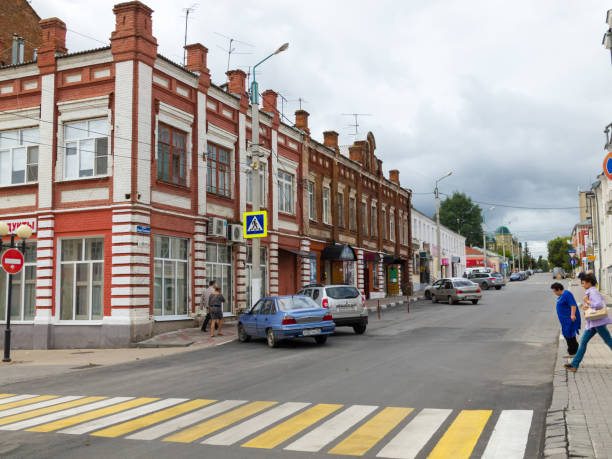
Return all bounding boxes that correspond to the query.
[430,278,482,305]
[297,284,368,334]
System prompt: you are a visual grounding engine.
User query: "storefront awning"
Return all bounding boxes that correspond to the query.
[383,254,405,264]
[321,244,356,261]
[363,252,382,262]
[279,247,316,258]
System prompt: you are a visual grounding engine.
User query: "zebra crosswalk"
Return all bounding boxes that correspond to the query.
[0,392,535,458]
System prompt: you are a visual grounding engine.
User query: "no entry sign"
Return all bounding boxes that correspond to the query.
[1,249,24,274]
[604,152,612,181]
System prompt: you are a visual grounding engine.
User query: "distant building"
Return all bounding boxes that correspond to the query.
[494,226,513,252]
[0,0,41,66]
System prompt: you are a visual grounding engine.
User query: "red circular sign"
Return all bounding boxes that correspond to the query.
[604,152,612,181]
[1,249,24,275]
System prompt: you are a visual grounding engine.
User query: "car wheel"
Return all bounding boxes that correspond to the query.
[495,286,502,290]
[432,295,438,303]
[315,336,328,345]
[472,299,479,304]
[353,323,367,335]
[266,328,277,348]
[424,291,431,299]
[448,296,455,305]
[238,324,251,343]
[481,282,489,290]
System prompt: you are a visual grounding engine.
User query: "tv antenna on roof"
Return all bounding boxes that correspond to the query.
[182,4,199,65]
[341,113,372,137]
[215,32,254,74]
[290,97,308,111]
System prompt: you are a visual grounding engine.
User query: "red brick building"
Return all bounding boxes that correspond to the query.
[0,0,41,66]
[0,1,412,349]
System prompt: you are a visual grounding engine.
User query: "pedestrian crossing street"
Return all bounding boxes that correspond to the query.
[0,392,534,458]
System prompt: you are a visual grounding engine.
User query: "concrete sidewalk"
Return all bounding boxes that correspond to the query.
[544,282,612,458]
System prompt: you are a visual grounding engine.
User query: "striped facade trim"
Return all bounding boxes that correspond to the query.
[35,215,54,312]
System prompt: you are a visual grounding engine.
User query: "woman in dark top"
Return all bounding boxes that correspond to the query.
[551,282,581,356]
[209,287,225,337]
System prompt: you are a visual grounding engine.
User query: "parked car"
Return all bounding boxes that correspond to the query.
[297,284,368,334]
[510,272,521,281]
[463,267,492,277]
[552,267,566,279]
[430,278,482,305]
[468,272,500,290]
[237,295,335,348]
[491,272,506,288]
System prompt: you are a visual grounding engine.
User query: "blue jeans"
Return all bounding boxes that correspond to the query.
[571,325,612,369]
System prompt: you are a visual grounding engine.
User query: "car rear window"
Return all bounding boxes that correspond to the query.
[325,286,360,299]
[453,280,473,287]
[277,296,319,311]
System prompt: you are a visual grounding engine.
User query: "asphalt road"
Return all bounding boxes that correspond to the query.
[0,274,560,459]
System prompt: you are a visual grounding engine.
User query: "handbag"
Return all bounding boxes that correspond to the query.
[585,305,610,321]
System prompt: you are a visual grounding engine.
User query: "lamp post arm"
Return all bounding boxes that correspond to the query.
[250,52,276,104]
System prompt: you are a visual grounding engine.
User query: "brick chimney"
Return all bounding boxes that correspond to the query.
[226,69,247,96]
[389,169,400,185]
[37,18,66,74]
[262,90,279,124]
[323,131,339,150]
[295,110,310,134]
[110,1,158,65]
[184,43,210,90]
[348,145,362,164]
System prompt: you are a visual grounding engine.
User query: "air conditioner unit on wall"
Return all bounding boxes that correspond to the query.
[228,224,244,243]
[207,217,227,238]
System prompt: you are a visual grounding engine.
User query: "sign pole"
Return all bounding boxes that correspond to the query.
[2,234,15,363]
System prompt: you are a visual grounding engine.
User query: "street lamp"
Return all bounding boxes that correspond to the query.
[249,42,289,307]
[1,223,32,362]
[435,171,452,280]
[482,207,495,270]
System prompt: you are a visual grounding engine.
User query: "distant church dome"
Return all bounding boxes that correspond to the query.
[495,226,511,235]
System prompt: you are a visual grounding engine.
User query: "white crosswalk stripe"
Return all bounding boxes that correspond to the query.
[285,404,378,453]
[0,395,39,407]
[126,400,247,441]
[376,408,452,458]
[0,397,134,431]
[59,398,187,435]
[204,402,310,446]
[0,396,84,418]
[482,410,533,459]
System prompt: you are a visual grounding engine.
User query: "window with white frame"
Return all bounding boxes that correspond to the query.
[308,181,315,220]
[371,205,378,237]
[323,187,330,224]
[64,118,109,179]
[337,191,344,228]
[60,238,104,321]
[154,235,189,317]
[361,202,368,236]
[0,127,38,186]
[207,142,231,196]
[246,168,266,205]
[278,170,294,214]
[390,214,395,242]
[0,243,36,322]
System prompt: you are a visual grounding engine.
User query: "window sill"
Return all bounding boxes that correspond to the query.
[55,320,104,325]
[0,182,38,189]
[156,180,190,191]
[207,192,233,201]
[58,175,110,184]
[154,315,192,322]
[279,211,296,217]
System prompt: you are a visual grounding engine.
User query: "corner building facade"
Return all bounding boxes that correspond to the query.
[0,1,412,349]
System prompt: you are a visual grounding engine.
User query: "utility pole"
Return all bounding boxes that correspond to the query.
[249,43,289,306]
[482,207,494,270]
[434,172,452,280]
[511,238,515,273]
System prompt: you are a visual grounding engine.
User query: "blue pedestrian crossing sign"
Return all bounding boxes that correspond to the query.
[569,258,577,265]
[243,211,267,238]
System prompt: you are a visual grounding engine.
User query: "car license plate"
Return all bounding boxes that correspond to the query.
[303,328,321,336]
[337,306,354,311]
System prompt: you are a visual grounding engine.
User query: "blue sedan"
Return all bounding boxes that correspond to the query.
[510,272,521,281]
[238,295,335,348]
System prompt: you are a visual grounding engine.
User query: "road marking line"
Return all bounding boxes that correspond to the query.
[28,398,157,433]
[0,394,15,399]
[90,399,215,438]
[242,403,343,449]
[204,402,310,446]
[0,397,104,427]
[127,400,245,441]
[285,405,378,453]
[427,410,492,459]
[163,401,277,443]
[376,408,452,459]
[328,407,413,456]
[0,395,41,407]
[0,396,82,419]
[482,410,533,459]
[0,395,58,412]
[1,397,134,431]
[59,398,186,435]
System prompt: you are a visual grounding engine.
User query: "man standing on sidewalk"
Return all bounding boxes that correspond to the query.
[200,281,216,333]
[551,282,581,356]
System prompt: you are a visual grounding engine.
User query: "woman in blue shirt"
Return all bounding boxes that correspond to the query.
[551,282,581,356]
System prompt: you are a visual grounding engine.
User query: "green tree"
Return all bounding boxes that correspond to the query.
[547,237,572,271]
[439,192,483,247]
[536,256,550,272]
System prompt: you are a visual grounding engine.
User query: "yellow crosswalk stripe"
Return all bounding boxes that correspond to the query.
[163,401,278,443]
[0,397,106,426]
[243,404,343,449]
[427,410,492,459]
[0,394,15,399]
[27,398,159,433]
[90,399,215,438]
[0,396,58,413]
[328,407,413,456]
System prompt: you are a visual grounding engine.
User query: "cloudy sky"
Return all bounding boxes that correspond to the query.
[36,0,612,258]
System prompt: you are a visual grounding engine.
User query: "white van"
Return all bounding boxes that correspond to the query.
[463,267,492,277]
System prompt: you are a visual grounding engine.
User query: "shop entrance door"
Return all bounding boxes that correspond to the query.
[331,261,343,284]
[364,267,370,298]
